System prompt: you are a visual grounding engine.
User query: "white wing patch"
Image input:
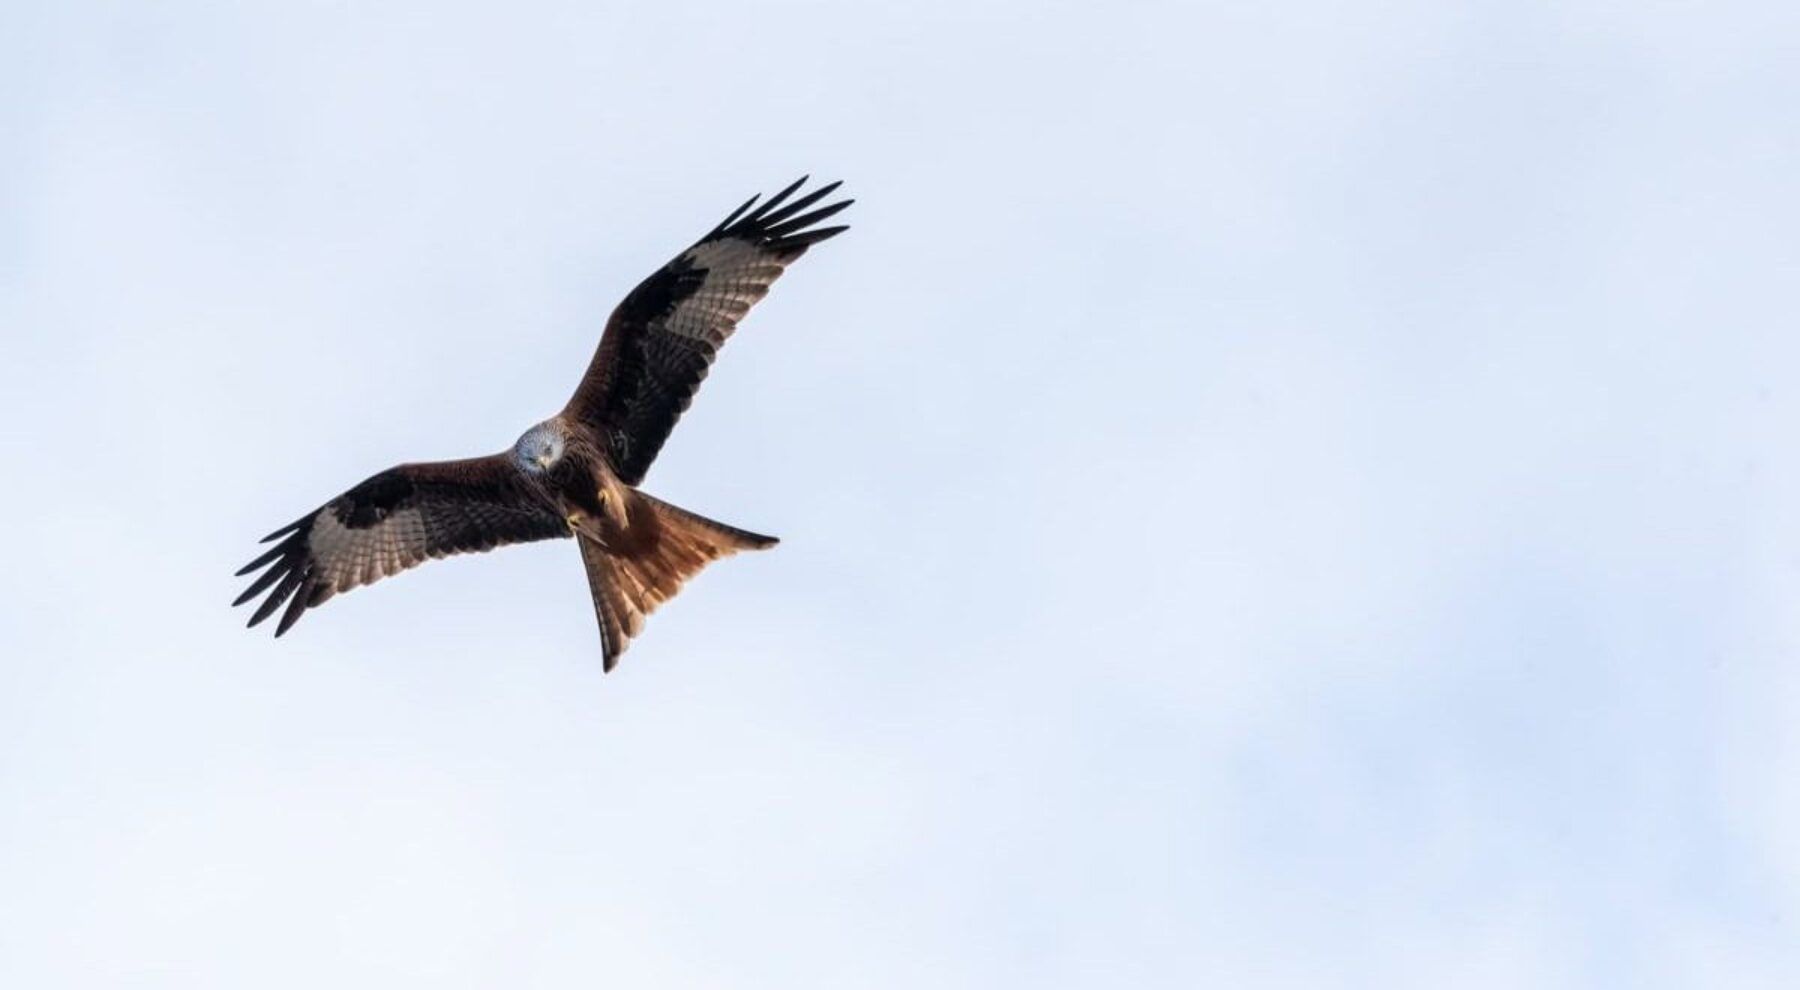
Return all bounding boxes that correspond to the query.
[664,240,787,345]
[309,507,429,592]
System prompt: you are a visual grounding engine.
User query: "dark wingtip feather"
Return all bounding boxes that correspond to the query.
[247,567,304,628]
[233,560,290,606]
[756,181,844,228]
[238,514,318,629]
[708,193,761,238]
[274,577,315,636]
[708,179,852,253]
[261,517,306,543]
[765,200,852,240]
[236,536,296,577]
[777,224,850,253]
[746,176,809,222]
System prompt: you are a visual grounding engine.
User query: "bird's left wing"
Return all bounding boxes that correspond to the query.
[562,177,851,485]
[234,455,569,636]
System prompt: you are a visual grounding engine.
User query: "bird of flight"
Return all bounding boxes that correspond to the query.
[234,177,851,670]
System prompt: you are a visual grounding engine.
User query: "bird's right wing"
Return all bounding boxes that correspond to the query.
[561,177,852,485]
[234,455,570,636]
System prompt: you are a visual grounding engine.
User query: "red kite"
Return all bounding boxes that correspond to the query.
[235,178,850,670]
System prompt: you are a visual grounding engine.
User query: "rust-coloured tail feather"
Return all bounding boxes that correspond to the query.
[577,491,776,671]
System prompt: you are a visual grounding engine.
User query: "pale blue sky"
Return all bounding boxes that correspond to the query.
[3,1,1798,987]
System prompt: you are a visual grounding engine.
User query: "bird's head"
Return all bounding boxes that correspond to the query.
[513,420,569,474]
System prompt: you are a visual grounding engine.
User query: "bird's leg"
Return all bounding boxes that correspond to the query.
[595,472,633,533]
[567,511,609,549]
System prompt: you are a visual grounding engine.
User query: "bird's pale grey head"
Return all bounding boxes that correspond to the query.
[513,420,569,473]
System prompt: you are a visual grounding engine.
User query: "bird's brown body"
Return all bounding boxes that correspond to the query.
[235,178,848,669]
[531,420,625,531]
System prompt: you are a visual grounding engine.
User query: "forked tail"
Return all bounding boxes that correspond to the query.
[576,490,777,671]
